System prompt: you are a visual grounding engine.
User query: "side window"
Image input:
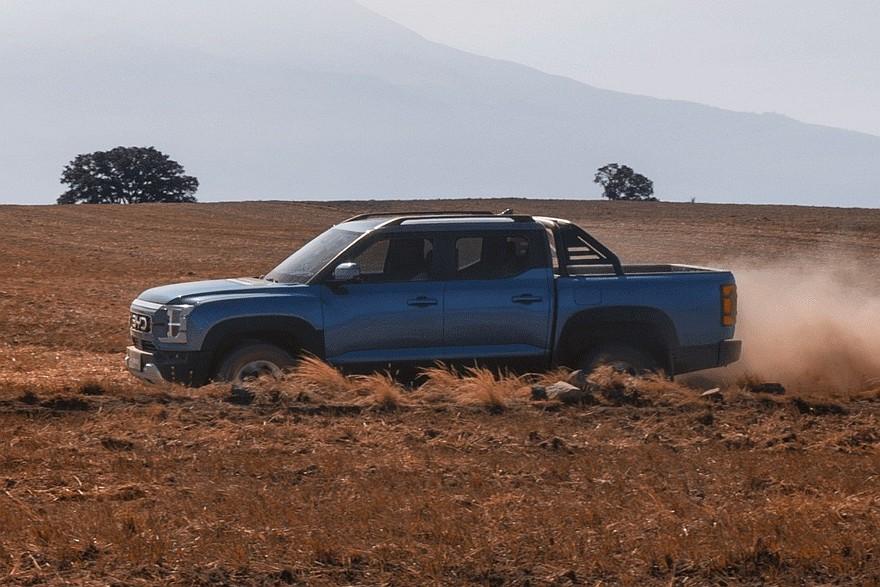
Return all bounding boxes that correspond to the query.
[455,237,483,272]
[454,233,541,280]
[349,237,434,282]
[354,239,389,274]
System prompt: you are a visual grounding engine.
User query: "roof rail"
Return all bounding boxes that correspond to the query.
[343,210,496,222]
[385,214,535,226]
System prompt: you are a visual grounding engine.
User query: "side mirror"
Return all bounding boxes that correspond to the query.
[332,261,361,282]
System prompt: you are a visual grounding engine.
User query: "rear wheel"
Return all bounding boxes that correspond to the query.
[579,343,661,376]
[214,342,296,383]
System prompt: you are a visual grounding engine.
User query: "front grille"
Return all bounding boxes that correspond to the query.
[133,337,157,352]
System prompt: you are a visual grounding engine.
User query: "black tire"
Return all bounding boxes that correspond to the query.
[580,343,661,376]
[214,342,296,383]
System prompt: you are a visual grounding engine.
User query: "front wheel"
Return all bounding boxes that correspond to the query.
[579,343,661,376]
[214,342,296,383]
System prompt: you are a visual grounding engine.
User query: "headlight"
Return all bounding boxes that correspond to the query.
[158,304,194,343]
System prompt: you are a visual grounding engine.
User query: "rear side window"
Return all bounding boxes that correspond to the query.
[453,232,546,280]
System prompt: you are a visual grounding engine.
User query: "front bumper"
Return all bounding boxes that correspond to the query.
[125,346,166,384]
[125,345,212,386]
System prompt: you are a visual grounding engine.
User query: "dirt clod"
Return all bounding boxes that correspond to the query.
[79,382,105,396]
[746,382,787,395]
[101,437,135,451]
[226,386,255,405]
[792,397,847,416]
[18,390,39,405]
[41,396,90,411]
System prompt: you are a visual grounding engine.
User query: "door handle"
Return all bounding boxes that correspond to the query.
[407,296,439,307]
[511,294,543,305]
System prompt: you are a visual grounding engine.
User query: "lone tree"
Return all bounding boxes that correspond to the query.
[58,146,198,204]
[594,163,656,201]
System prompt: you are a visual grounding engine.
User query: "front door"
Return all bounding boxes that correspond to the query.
[442,230,554,370]
[321,234,444,368]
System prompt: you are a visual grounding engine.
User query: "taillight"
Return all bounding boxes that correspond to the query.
[721,284,737,326]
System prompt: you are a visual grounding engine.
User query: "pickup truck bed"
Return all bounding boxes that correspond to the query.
[555,266,739,374]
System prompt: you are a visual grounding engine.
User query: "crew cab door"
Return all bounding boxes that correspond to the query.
[320,233,444,368]
[441,228,554,370]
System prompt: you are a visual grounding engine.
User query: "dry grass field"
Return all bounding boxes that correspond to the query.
[1,199,880,585]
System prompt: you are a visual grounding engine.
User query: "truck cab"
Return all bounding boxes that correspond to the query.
[126,211,741,385]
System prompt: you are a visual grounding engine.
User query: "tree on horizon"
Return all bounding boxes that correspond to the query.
[594,163,656,201]
[57,146,199,204]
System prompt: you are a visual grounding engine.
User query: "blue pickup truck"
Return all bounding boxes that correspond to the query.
[125,211,740,385]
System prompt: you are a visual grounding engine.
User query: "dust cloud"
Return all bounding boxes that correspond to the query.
[726,260,880,394]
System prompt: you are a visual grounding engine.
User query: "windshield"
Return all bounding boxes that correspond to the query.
[265,227,364,283]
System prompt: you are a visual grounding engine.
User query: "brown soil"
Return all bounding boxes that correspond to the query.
[1,199,880,585]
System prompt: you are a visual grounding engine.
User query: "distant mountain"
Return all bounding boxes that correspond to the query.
[1,0,878,205]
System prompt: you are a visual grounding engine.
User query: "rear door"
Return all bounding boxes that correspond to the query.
[441,228,554,369]
[321,233,444,368]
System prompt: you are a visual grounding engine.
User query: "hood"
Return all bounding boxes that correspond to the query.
[137,277,290,305]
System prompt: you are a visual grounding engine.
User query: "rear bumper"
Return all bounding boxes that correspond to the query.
[672,340,742,375]
[719,339,742,366]
[125,345,212,386]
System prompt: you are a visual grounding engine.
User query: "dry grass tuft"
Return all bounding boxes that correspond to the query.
[415,363,464,403]
[293,355,353,396]
[353,372,404,409]
[418,363,462,390]
[416,364,530,408]
[456,366,526,411]
[586,364,632,389]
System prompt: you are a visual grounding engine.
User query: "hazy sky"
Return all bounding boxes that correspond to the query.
[359,0,880,137]
[1,0,877,205]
